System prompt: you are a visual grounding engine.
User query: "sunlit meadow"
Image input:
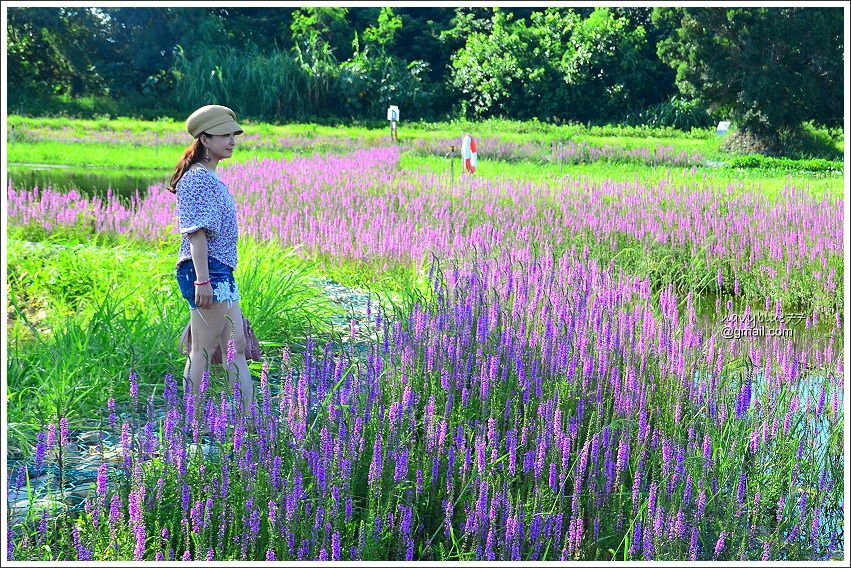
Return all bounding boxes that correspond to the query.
[6,146,844,560]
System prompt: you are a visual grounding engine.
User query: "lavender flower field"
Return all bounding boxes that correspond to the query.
[6,146,845,561]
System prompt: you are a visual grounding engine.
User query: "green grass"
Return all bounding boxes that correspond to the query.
[7,140,299,171]
[7,115,714,140]
[401,117,719,140]
[578,133,717,154]
[310,252,435,321]
[7,114,393,144]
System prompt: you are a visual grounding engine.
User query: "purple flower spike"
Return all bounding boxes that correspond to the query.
[129,369,138,400]
[33,431,47,472]
[713,531,726,559]
[59,416,69,447]
[107,398,117,429]
[71,525,92,560]
[97,463,108,496]
[227,337,236,365]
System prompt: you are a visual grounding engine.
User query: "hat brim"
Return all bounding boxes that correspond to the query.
[204,120,243,136]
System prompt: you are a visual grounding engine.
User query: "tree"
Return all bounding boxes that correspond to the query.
[341,7,437,119]
[655,7,844,152]
[556,7,653,122]
[609,7,678,112]
[448,7,660,123]
[211,7,295,53]
[289,7,349,113]
[391,8,457,117]
[362,6,402,49]
[290,7,350,63]
[449,9,531,118]
[98,8,186,99]
[8,6,693,124]
[7,7,111,97]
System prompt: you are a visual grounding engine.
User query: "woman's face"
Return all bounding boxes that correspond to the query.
[202,132,238,161]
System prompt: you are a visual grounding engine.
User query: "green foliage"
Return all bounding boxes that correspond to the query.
[6,7,112,97]
[449,9,530,118]
[722,122,845,162]
[7,6,845,137]
[725,155,843,175]
[234,239,338,345]
[558,7,654,121]
[447,7,679,124]
[5,91,177,122]
[172,30,437,122]
[362,7,403,49]
[341,45,435,119]
[6,235,186,448]
[174,46,317,121]
[624,95,714,131]
[655,7,843,151]
[290,7,351,62]
[341,7,436,117]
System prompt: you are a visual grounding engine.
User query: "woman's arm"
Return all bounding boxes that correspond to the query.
[189,229,213,308]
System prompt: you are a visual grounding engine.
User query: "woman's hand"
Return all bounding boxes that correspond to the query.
[195,282,214,308]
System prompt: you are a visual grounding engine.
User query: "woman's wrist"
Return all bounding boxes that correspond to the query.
[194,279,212,286]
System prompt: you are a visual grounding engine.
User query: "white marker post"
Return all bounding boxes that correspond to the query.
[461,134,477,174]
[387,105,399,142]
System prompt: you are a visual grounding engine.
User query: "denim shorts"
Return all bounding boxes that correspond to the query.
[176,257,241,310]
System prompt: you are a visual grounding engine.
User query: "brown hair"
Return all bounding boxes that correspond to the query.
[167,136,207,193]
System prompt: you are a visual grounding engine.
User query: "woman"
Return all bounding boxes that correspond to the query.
[167,104,254,424]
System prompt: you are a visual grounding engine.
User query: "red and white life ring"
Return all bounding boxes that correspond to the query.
[462,134,477,174]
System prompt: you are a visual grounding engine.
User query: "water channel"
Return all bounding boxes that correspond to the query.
[7,163,167,200]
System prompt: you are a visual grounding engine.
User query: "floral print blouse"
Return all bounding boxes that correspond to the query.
[175,166,238,269]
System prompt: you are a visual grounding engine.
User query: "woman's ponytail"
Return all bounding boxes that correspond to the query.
[167,137,206,193]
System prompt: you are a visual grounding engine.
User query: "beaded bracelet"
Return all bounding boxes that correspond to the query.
[194,279,212,286]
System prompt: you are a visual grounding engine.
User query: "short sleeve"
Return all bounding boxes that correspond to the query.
[176,169,220,238]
